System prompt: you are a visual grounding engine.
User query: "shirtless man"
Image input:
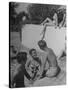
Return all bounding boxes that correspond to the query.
[38,40,60,78]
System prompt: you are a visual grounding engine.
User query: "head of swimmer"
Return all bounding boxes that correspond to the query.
[38,40,47,50]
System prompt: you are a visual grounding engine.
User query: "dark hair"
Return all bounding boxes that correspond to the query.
[57,10,64,24]
[16,52,27,64]
[48,9,57,20]
[38,40,47,48]
[10,45,17,54]
[29,49,36,55]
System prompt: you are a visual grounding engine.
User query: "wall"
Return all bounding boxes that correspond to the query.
[21,24,66,56]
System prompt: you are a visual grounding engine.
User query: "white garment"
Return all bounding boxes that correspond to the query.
[46,67,58,77]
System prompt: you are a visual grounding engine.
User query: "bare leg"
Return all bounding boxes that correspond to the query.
[41,18,53,25]
[41,25,47,40]
[41,22,55,40]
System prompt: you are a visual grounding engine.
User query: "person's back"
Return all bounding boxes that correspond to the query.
[46,48,58,67]
[38,40,60,78]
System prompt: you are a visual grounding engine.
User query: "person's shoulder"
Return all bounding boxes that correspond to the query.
[48,48,56,57]
[48,48,52,51]
[48,48,54,54]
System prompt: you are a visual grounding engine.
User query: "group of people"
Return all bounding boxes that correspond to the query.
[10,40,61,88]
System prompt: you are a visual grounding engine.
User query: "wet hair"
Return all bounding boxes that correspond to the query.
[29,49,36,55]
[38,40,47,48]
[16,52,27,64]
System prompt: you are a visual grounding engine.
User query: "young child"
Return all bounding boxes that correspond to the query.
[26,49,42,81]
[11,52,31,88]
